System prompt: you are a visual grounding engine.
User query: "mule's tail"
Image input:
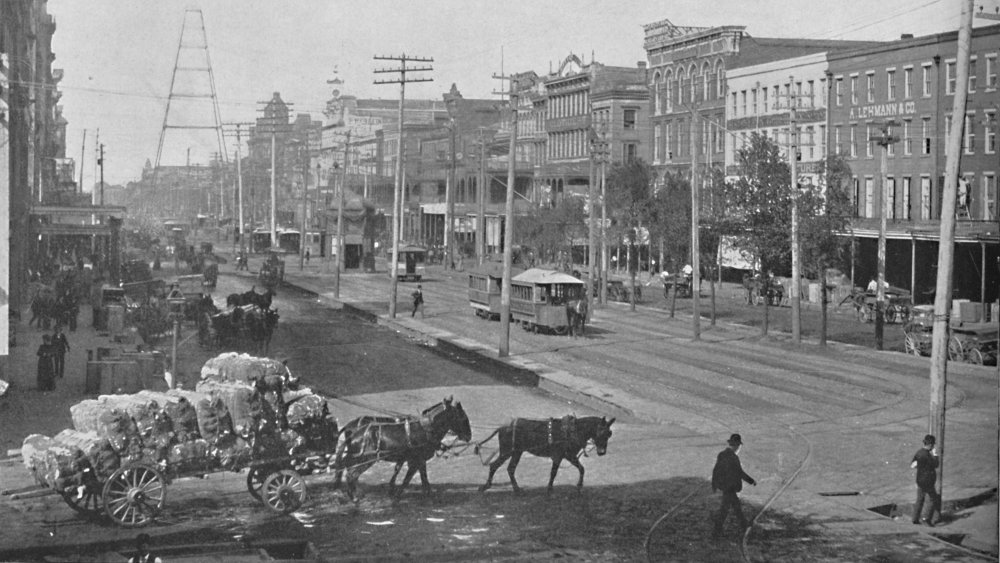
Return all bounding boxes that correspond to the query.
[473,427,501,456]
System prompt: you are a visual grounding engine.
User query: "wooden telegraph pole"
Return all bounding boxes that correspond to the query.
[335,130,351,299]
[493,71,518,357]
[873,121,899,350]
[374,54,433,318]
[477,127,489,265]
[929,0,974,513]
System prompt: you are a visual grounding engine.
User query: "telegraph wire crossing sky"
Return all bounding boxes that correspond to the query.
[47,0,990,187]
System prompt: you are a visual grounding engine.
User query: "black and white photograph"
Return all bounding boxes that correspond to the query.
[0,1,998,561]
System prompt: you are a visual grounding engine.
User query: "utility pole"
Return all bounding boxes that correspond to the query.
[374,53,434,318]
[600,139,608,306]
[234,124,247,250]
[588,126,598,311]
[98,143,105,206]
[299,139,309,271]
[445,118,457,270]
[930,0,974,513]
[689,110,701,341]
[789,77,802,344]
[78,130,86,194]
[873,121,899,351]
[493,70,518,357]
[336,130,351,298]
[477,127,489,265]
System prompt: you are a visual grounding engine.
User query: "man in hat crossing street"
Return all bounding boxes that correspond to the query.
[711,433,756,537]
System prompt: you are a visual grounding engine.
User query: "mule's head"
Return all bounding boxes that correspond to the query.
[426,396,472,442]
[592,416,615,456]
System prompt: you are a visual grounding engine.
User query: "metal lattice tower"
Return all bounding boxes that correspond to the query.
[152,9,227,202]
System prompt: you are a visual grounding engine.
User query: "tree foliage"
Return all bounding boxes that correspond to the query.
[646,171,691,272]
[515,196,587,265]
[606,159,655,262]
[799,154,854,279]
[720,133,793,275]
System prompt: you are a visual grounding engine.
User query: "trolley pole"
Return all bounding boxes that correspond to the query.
[374,54,434,318]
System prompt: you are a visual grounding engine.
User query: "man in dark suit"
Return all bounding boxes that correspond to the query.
[911,434,941,526]
[711,433,756,537]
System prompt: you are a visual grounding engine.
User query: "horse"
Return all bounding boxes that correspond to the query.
[566,298,588,338]
[333,397,472,501]
[476,415,614,494]
[244,307,279,355]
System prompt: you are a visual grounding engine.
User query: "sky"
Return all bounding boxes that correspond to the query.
[47,0,996,187]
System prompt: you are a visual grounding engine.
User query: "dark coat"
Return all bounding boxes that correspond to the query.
[712,447,754,493]
[912,448,939,488]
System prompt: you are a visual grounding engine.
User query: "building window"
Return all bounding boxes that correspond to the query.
[902,177,912,220]
[741,90,747,116]
[987,54,997,89]
[762,87,769,112]
[920,176,931,219]
[903,119,912,155]
[716,61,725,99]
[850,125,857,157]
[665,73,673,112]
[887,177,896,219]
[623,109,637,129]
[654,124,662,163]
[904,67,913,98]
[922,117,931,155]
[807,80,815,107]
[866,124,874,158]
[865,177,874,217]
[922,64,932,97]
[968,56,977,93]
[624,142,637,162]
[805,126,815,159]
[835,77,843,106]
[985,111,996,154]
[834,125,842,154]
[946,60,956,94]
[866,72,875,102]
[984,174,997,220]
[850,75,858,104]
[964,113,975,154]
[751,88,758,115]
[853,177,860,216]
[731,92,737,116]
[887,69,896,100]
[819,124,826,157]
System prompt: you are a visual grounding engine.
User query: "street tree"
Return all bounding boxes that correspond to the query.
[646,171,691,317]
[515,196,587,269]
[606,158,654,310]
[720,132,792,336]
[800,153,855,345]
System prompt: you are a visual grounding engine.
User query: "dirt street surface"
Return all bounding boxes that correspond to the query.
[0,254,996,562]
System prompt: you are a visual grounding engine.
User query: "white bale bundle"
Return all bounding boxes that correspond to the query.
[21,434,54,483]
[70,400,106,433]
[200,352,291,388]
[52,429,105,459]
[286,394,327,427]
[196,380,258,436]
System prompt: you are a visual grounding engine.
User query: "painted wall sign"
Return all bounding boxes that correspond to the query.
[848,101,916,120]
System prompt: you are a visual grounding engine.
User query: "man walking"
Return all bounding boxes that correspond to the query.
[711,433,756,537]
[411,285,424,318]
[911,434,941,526]
[52,325,70,379]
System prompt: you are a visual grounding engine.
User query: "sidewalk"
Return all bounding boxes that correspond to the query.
[270,256,998,560]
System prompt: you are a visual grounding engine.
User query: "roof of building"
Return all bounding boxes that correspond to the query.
[728,36,884,70]
[827,23,1000,61]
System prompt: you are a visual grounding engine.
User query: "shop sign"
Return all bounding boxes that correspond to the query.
[849,101,916,120]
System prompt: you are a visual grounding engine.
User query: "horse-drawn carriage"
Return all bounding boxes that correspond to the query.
[842,288,911,323]
[740,274,785,306]
[604,280,641,303]
[258,253,285,290]
[902,305,997,365]
[662,273,693,299]
[20,354,338,527]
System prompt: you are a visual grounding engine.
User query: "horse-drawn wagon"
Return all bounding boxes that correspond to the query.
[258,252,285,290]
[842,287,911,323]
[20,353,339,527]
[509,268,588,336]
[902,306,997,365]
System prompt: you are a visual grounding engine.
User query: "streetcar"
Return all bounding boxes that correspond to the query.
[394,244,426,282]
[468,263,524,320]
[509,268,587,335]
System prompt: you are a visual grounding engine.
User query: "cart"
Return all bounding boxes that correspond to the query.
[902,306,997,365]
[844,289,911,323]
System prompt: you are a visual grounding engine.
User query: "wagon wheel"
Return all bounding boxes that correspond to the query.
[947,336,965,362]
[262,469,307,514]
[60,485,103,519]
[896,305,911,324]
[904,334,920,356]
[246,467,268,503]
[968,348,985,365]
[102,464,166,528]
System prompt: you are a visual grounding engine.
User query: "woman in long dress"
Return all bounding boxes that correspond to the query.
[36,334,56,391]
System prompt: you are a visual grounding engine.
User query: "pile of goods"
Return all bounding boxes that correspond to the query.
[22,352,338,498]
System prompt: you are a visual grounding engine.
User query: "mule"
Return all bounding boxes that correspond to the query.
[333,397,472,501]
[476,415,614,493]
[566,298,588,338]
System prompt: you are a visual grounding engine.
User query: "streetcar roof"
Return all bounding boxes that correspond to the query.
[513,268,583,285]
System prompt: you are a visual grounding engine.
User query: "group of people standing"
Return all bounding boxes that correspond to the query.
[35,325,70,392]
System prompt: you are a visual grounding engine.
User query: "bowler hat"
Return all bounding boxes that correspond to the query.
[923,434,936,445]
[728,433,743,446]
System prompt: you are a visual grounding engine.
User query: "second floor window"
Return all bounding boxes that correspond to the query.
[946,61,956,94]
[903,119,912,155]
[986,111,997,154]
[623,109,636,129]
[987,55,998,89]
[835,78,843,106]
[866,73,875,102]
[904,67,913,98]
[850,76,858,104]
[887,70,896,100]
[923,64,932,97]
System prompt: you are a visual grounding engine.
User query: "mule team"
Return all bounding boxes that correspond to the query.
[329,396,615,500]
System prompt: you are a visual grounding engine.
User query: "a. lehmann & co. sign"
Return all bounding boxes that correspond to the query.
[849,101,917,120]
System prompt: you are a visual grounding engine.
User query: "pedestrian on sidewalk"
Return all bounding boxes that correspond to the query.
[52,325,70,379]
[305,248,311,264]
[36,334,56,392]
[911,434,941,526]
[711,433,756,537]
[91,279,103,329]
[411,285,424,318]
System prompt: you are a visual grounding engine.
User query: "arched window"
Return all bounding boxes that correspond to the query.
[664,70,673,112]
[652,72,661,114]
[702,62,712,101]
[689,64,698,101]
[677,67,686,105]
[715,60,725,99]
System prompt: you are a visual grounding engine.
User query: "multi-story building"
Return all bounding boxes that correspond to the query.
[827,24,999,306]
